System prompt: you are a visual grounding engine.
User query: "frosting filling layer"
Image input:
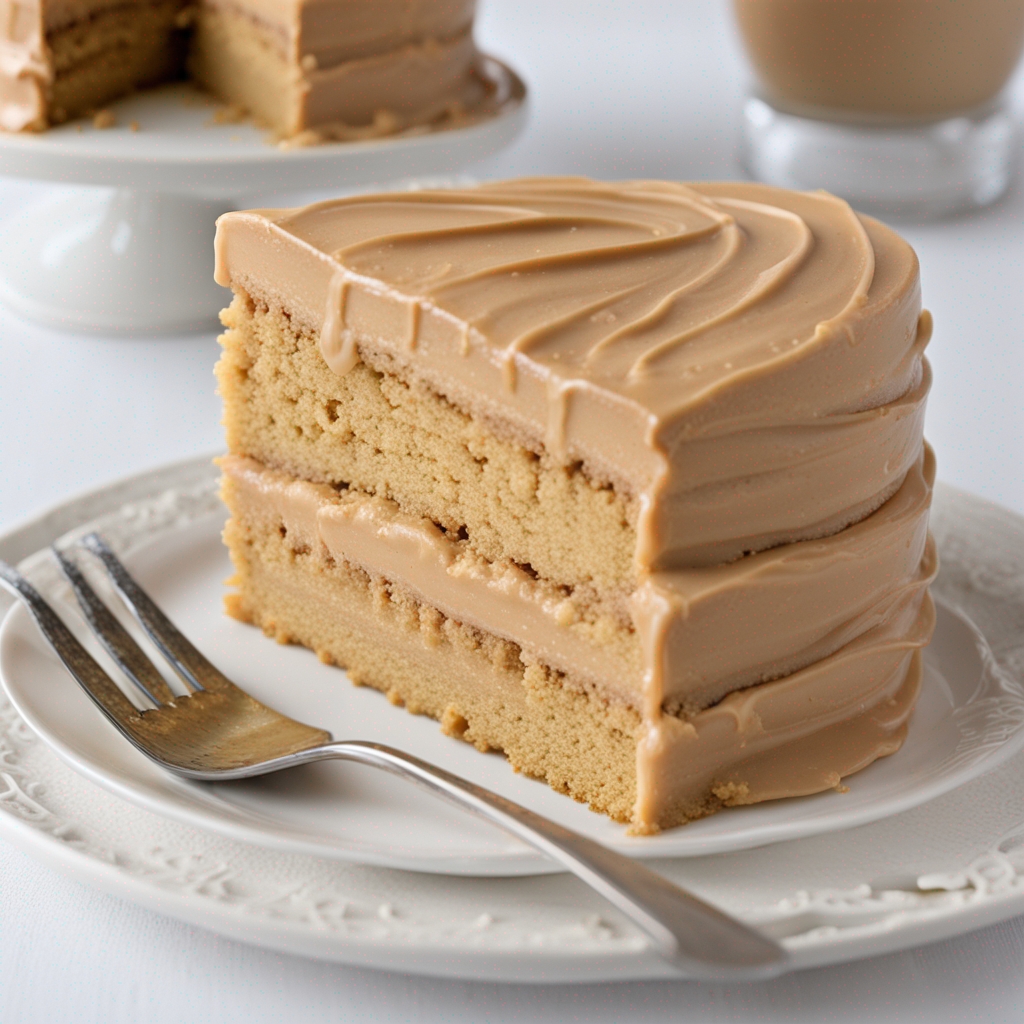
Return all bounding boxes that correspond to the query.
[221,445,936,715]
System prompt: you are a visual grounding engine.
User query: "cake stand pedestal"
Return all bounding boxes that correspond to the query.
[0,61,525,335]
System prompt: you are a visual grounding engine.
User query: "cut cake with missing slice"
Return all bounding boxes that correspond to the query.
[0,0,480,138]
[213,177,937,832]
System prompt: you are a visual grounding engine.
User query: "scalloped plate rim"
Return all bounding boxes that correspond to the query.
[3,457,1024,981]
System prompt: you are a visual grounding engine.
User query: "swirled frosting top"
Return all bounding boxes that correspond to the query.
[215,178,930,569]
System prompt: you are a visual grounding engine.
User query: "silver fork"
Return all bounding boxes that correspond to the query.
[0,532,788,980]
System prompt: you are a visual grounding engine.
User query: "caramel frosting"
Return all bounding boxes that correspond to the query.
[0,0,52,131]
[636,617,930,824]
[637,445,936,714]
[214,178,931,571]
[218,0,475,69]
[297,31,480,135]
[734,0,1024,122]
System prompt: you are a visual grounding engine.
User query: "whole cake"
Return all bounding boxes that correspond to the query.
[213,177,937,832]
[0,0,479,138]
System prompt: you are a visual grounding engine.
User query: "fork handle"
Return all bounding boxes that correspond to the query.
[287,740,787,979]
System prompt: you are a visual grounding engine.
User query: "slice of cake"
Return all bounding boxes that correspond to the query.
[213,178,937,832]
[0,0,481,138]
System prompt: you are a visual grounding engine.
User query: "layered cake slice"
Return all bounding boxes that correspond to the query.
[1,0,481,137]
[213,178,937,831]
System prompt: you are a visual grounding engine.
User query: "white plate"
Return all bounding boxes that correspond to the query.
[3,463,1023,877]
[3,458,1024,981]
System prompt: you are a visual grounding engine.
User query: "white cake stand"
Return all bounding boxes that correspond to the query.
[0,57,526,335]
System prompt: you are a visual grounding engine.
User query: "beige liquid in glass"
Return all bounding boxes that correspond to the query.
[734,0,1024,122]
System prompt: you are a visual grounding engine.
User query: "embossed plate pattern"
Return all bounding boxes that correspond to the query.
[2,459,1024,978]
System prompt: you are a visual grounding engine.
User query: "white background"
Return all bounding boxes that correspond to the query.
[2,1,1024,1019]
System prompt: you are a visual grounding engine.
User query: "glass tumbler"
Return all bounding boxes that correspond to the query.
[733,0,1024,219]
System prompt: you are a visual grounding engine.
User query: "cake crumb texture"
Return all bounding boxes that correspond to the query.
[216,292,639,598]
[711,781,751,805]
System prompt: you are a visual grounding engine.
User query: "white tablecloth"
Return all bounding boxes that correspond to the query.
[2,2,1024,1019]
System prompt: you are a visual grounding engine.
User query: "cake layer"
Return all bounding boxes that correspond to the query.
[217,279,928,586]
[213,179,931,570]
[221,443,935,715]
[216,293,639,599]
[222,502,931,830]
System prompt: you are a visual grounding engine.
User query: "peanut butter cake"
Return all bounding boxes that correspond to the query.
[213,178,937,831]
[1,0,480,138]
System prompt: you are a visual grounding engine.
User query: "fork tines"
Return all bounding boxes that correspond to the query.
[1,533,229,726]
[50,544,178,707]
[0,553,146,727]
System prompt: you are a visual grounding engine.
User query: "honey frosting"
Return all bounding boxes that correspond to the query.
[215,178,931,571]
